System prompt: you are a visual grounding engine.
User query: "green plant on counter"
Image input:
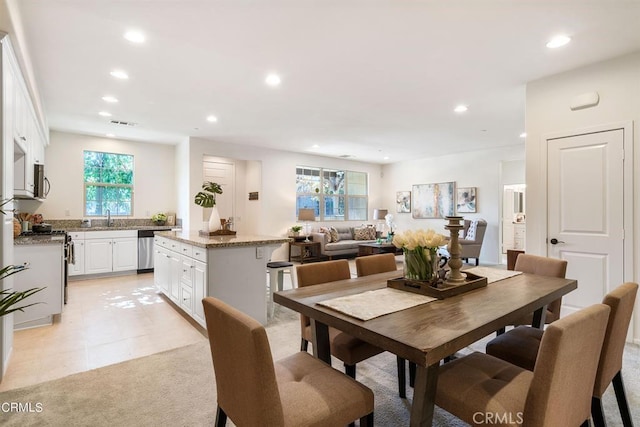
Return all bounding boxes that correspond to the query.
[151,212,167,225]
[291,225,303,233]
[194,182,223,208]
[0,198,45,318]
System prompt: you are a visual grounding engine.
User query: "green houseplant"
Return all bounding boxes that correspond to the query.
[151,212,167,226]
[291,225,303,236]
[194,182,223,231]
[0,198,44,317]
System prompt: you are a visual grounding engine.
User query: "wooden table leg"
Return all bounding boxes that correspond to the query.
[410,362,439,427]
[532,304,548,329]
[310,318,331,365]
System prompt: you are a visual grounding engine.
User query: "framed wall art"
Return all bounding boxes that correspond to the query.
[412,182,455,219]
[456,187,477,213]
[396,191,411,213]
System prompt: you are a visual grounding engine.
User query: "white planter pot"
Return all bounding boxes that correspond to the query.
[208,206,221,231]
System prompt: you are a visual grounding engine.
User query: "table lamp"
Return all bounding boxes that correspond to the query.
[373,209,388,238]
[297,208,316,242]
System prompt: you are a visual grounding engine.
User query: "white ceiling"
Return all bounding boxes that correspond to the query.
[12,0,640,164]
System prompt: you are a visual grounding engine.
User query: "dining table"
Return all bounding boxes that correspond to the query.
[273,269,577,427]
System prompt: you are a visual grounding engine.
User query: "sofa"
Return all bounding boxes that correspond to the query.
[311,226,377,259]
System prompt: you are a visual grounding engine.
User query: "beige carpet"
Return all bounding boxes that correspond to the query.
[0,306,638,426]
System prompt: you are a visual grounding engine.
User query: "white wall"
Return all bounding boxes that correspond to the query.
[18,131,177,220]
[381,145,525,265]
[181,137,385,261]
[525,51,640,343]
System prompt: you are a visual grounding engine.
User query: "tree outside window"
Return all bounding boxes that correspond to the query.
[84,151,134,216]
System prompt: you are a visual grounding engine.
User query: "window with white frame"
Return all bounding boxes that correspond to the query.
[84,150,134,216]
[295,166,368,221]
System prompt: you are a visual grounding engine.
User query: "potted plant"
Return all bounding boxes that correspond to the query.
[291,225,303,236]
[151,212,167,226]
[194,182,223,231]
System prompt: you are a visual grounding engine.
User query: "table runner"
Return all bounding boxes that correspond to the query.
[463,266,522,283]
[318,287,437,321]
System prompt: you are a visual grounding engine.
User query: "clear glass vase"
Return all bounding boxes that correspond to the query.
[403,247,438,283]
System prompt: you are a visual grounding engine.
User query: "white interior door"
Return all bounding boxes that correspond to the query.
[203,160,235,223]
[547,129,624,316]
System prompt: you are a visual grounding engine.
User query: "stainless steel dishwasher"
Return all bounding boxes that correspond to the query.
[137,229,170,273]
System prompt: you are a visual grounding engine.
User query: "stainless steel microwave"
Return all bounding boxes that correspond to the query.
[34,164,50,199]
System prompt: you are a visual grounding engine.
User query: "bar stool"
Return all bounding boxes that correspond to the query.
[266,261,294,318]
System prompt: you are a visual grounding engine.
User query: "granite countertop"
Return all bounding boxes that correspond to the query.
[65,225,179,232]
[14,235,66,246]
[158,230,291,249]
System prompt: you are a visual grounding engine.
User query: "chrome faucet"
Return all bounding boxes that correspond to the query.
[106,209,113,227]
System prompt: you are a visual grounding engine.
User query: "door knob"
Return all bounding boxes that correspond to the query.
[549,238,565,245]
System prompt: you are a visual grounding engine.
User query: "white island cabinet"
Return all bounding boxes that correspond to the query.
[154,231,290,325]
[13,242,64,329]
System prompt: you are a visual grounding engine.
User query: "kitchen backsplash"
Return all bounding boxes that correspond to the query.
[46,218,182,229]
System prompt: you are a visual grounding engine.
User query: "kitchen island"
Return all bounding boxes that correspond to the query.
[154,231,291,325]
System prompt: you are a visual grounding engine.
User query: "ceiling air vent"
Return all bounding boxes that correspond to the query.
[110,120,138,127]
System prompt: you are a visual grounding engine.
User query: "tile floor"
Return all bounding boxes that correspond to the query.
[0,273,207,392]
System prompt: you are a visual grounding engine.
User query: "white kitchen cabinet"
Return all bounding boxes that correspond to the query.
[83,230,138,275]
[68,232,85,276]
[153,237,207,327]
[513,223,526,250]
[13,243,64,329]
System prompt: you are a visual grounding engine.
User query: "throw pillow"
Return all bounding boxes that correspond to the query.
[465,220,477,241]
[329,226,339,243]
[354,226,376,240]
[319,227,332,243]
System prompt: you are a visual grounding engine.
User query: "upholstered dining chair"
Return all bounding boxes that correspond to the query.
[495,254,567,335]
[355,252,398,277]
[486,282,638,427]
[436,304,611,427]
[296,259,406,398]
[202,296,374,427]
[354,253,412,397]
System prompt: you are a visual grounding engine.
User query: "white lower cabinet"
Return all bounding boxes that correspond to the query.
[69,232,86,276]
[84,230,138,275]
[153,236,207,326]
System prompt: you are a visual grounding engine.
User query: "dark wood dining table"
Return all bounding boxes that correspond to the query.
[274,269,577,427]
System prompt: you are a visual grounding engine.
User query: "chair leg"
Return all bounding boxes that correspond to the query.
[360,412,374,427]
[496,327,506,336]
[215,406,227,427]
[475,258,479,266]
[591,397,605,427]
[345,363,356,379]
[397,356,406,398]
[409,362,416,387]
[612,371,634,427]
[300,338,309,352]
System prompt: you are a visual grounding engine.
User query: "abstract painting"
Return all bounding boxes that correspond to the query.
[456,187,477,213]
[412,182,455,219]
[396,191,411,213]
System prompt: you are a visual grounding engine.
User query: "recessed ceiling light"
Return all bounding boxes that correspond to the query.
[383,156,390,160]
[106,133,115,138]
[124,30,145,44]
[454,105,468,113]
[312,144,320,149]
[546,35,571,49]
[98,111,112,117]
[110,70,129,79]
[520,132,527,138]
[102,96,118,103]
[265,73,281,87]
[206,115,218,123]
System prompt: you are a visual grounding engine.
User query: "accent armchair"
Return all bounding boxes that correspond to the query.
[459,219,487,265]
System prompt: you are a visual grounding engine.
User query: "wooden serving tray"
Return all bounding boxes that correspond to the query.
[387,271,488,299]
[199,229,237,236]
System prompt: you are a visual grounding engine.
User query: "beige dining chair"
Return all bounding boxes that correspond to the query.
[355,252,397,277]
[202,296,374,427]
[354,253,412,397]
[486,282,638,427]
[296,259,406,398]
[495,254,567,335]
[436,303,610,427]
